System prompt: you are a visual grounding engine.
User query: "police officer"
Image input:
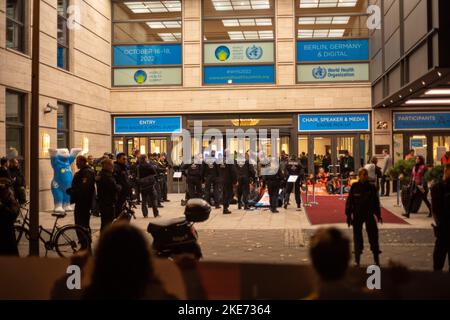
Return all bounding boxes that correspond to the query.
[217,153,237,214]
[69,156,96,230]
[137,154,160,218]
[261,155,283,214]
[345,168,382,266]
[150,153,164,208]
[431,164,450,272]
[114,153,132,217]
[159,153,171,202]
[96,159,121,231]
[283,155,304,210]
[202,150,220,209]
[183,154,203,200]
[236,152,256,210]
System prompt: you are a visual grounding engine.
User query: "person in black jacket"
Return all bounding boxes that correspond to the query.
[345,168,383,266]
[0,157,10,180]
[0,179,20,256]
[431,164,450,272]
[96,159,121,231]
[261,155,284,214]
[7,158,26,205]
[68,155,96,234]
[149,153,164,208]
[236,153,256,210]
[202,150,220,208]
[283,155,305,210]
[114,153,132,216]
[137,154,160,218]
[217,153,237,214]
[184,154,203,200]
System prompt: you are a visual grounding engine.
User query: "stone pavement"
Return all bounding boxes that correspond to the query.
[33,193,437,270]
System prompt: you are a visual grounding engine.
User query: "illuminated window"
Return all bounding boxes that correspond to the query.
[299,0,358,8]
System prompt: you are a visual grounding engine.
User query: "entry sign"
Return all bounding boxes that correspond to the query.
[298,113,370,132]
[114,116,182,134]
[394,112,450,130]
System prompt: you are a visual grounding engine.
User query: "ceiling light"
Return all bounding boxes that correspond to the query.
[425,89,450,95]
[405,99,450,105]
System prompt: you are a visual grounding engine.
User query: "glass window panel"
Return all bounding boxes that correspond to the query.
[6,127,23,156]
[114,138,124,154]
[393,133,404,163]
[433,136,450,166]
[409,135,428,164]
[6,91,23,123]
[314,137,332,174]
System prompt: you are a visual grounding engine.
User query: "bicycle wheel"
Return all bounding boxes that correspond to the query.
[14,225,30,257]
[54,225,92,258]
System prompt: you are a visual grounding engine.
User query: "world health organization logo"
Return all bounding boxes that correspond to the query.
[215,46,230,62]
[312,66,327,79]
[134,70,147,84]
[246,45,263,60]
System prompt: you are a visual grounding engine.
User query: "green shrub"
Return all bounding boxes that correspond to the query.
[424,165,444,183]
[388,159,415,183]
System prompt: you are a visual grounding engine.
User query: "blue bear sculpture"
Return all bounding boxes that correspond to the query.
[49,148,82,213]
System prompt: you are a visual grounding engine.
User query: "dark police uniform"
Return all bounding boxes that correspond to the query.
[345,180,382,265]
[431,178,450,271]
[96,169,121,231]
[159,157,171,201]
[261,159,283,213]
[184,162,203,200]
[113,161,132,217]
[69,165,96,231]
[218,160,237,214]
[236,159,256,210]
[283,158,305,209]
[202,160,220,208]
[138,161,160,218]
[150,157,165,206]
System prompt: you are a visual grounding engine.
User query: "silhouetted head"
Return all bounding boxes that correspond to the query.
[86,223,154,299]
[309,228,350,282]
[76,155,88,170]
[358,168,369,182]
[415,155,425,166]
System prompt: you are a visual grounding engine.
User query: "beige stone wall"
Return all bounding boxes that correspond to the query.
[0,0,112,211]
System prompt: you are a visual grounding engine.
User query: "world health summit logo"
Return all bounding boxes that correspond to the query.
[246,45,263,60]
[134,70,147,84]
[312,66,327,79]
[215,46,230,62]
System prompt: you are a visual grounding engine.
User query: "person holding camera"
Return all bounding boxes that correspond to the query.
[431,164,450,272]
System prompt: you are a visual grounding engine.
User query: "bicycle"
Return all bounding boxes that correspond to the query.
[14,203,92,258]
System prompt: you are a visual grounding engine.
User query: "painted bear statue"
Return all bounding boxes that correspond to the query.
[49,148,82,213]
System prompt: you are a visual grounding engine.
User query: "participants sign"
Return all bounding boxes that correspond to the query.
[204,42,274,64]
[297,63,369,82]
[394,112,450,130]
[297,39,369,62]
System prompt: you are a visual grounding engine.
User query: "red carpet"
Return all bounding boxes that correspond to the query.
[302,196,409,226]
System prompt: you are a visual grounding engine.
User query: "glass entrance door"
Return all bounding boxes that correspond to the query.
[313,136,332,174]
[432,135,450,166]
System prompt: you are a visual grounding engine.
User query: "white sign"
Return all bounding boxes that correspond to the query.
[297,63,369,82]
[173,172,183,179]
[288,175,299,183]
[113,67,182,86]
[204,42,274,65]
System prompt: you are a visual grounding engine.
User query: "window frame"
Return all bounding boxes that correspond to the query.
[57,102,71,149]
[57,0,70,70]
[6,0,26,53]
[5,90,26,157]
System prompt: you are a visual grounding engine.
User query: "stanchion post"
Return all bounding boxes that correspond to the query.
[311,176,318,206]
[304,178,310,207]
[394,177,402,207]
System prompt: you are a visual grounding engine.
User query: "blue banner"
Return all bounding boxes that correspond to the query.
[114,116,182,134]
[298,113,370,132]
[113,44,182,66]
[204,65,275,84]
[394,112,450,130]
[297,39,369,62]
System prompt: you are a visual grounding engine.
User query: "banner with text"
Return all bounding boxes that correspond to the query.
[297,39,369,62]
[394,112,450,130]
[297,63,369,82]
[113,68,182,86]
[298,113,371,132]
[114,116,182,134]
[204,65,275,84]
[204,42,274,65]
[113,44,182,66]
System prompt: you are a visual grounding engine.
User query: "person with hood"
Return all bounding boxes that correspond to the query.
[345,168,383,266]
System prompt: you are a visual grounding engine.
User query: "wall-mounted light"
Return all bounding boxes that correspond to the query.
[42,133,51,156]
[82,137,89,155]
[44,103,58,114]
